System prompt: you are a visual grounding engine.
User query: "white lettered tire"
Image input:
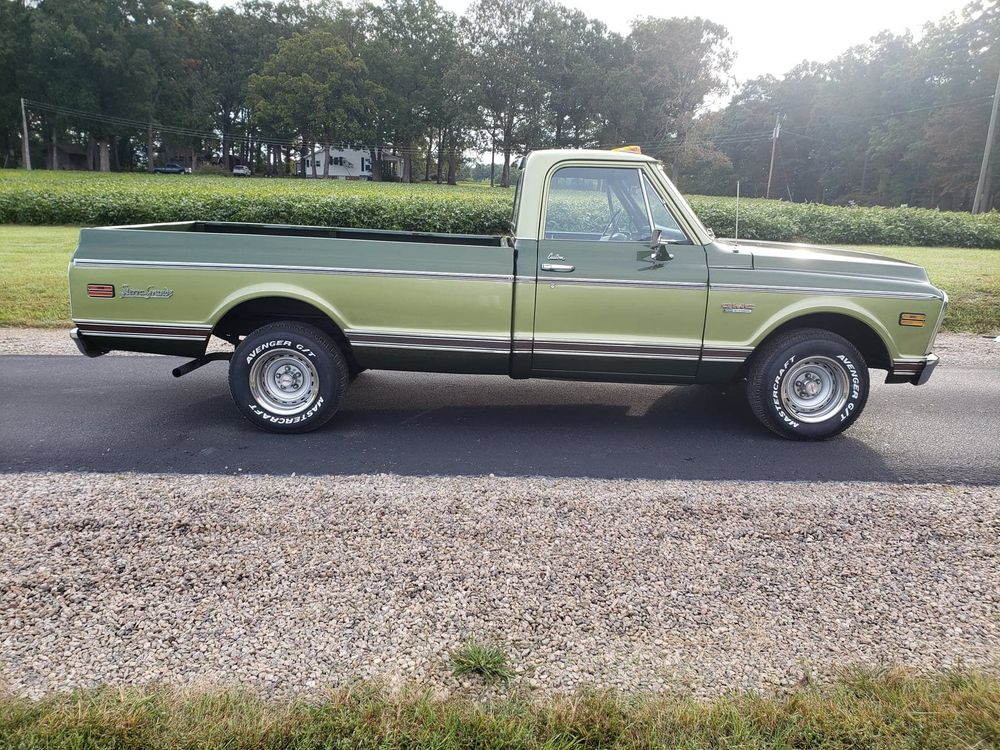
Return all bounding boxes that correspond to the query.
[745,328,869,440]
[229,321,348,433]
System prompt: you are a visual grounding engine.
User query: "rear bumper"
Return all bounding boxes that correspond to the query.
[886,353,939,385]
[70,328,108,358]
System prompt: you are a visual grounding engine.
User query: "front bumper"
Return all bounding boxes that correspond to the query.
[914,353,939,385]
[886,353,939,385]
[70,327,107,358]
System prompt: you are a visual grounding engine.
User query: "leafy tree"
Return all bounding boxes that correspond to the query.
[626,16,734,177]
[358,0,460,181]
[249,30,367,178]
[532,5,622,148]
[0,0,31,166]
[464,0,548,186]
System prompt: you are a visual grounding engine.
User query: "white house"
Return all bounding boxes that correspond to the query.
[301,146,402,180]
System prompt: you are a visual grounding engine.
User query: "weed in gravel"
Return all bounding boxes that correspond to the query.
[449,639,514,684]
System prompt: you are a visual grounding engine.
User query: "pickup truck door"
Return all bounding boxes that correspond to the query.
[531,164,708,379]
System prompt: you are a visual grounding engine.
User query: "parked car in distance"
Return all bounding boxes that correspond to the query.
[67,148,947,440]
[232,165,251,177]
[152,163,187,174]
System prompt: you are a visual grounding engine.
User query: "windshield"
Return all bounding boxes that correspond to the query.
[655,164,711,240]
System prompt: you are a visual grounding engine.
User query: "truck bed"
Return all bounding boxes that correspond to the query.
[69,220,518,368]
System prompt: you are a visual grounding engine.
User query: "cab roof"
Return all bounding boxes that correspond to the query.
[523,149,658,170]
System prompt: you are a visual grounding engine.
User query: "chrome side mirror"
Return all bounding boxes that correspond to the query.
[648,229,674,261]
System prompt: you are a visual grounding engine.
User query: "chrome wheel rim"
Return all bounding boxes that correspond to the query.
[779,356,850,423]
[248,348,319,415]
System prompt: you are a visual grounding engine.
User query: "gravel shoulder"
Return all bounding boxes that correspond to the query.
[0,328,233,356]
[2,472,997,699]
[2,328,997,368]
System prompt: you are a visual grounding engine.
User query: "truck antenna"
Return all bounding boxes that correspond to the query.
[734,180,740,248]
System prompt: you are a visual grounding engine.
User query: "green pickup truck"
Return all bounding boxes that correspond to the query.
[68,149,946,439]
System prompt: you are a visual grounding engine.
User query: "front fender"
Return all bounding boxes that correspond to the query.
[703,291,938,365]
[751,298,896,356]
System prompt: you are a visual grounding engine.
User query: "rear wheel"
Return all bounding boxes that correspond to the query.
[229,321,348,433]
[745,328,869,440]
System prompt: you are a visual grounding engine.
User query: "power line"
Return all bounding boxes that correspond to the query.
[798,93,996,131]
[23,99,433,155]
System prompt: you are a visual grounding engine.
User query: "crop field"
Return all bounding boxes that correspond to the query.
[0,170,513,235]
[1,224,997,332]
[2,169,1000,248]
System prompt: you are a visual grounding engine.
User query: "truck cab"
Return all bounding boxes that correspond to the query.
[510,149,715,382]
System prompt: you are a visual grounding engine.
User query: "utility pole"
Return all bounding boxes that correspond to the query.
[489,125,496,188]
[20,98,31,170]
[147,121,154,173]
[972,68,1000,214]
[766,112,781,200]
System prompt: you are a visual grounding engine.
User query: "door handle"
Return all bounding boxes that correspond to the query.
[540,263,575,272]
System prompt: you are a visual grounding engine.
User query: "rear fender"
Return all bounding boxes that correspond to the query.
[209,283,350,334]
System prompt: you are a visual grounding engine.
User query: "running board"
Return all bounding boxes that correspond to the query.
[172,351,232,378]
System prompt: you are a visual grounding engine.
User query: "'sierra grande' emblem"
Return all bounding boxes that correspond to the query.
[120,284,173,299]
[721,303,754,314]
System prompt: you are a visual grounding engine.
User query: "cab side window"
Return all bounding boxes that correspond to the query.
[544,166,651,242]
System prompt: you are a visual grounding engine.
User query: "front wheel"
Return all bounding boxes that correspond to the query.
[745,328,869,440]
[229,321,348,433]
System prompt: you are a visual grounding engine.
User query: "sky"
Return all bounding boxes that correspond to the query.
[209,0,972,84]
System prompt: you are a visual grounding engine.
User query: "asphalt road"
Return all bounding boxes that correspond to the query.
[1,355,997,483]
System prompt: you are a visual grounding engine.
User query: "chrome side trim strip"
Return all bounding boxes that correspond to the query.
[75,318,211,331]
[534,339,701,357]
[542,277,706,290]
[346,330,509,344]
[710,282,939,301]
[352,342,509,354]
[73,258,512,283]
[81,331,208,341]
[347,330,716,361]
[346,330,510,355]
[533,349,700,361]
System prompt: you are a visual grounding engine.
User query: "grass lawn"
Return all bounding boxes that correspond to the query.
[0,225,78,327]
[0,225,996,333]
[1,670,998,749]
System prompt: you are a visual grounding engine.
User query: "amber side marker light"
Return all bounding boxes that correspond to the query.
[87,284,115,298]
[899,312,927,327]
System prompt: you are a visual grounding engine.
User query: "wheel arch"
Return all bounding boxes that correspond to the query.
[210,288,359,371]
[750,310,893,372]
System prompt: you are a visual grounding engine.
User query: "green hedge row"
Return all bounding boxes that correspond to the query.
[689,196,1000,249]
[0,172,514,235]
[2,170,998,247]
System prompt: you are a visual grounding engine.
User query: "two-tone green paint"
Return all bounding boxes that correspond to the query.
[68,149,947,385]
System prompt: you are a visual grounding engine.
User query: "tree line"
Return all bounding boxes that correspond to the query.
[0,0,997,209]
